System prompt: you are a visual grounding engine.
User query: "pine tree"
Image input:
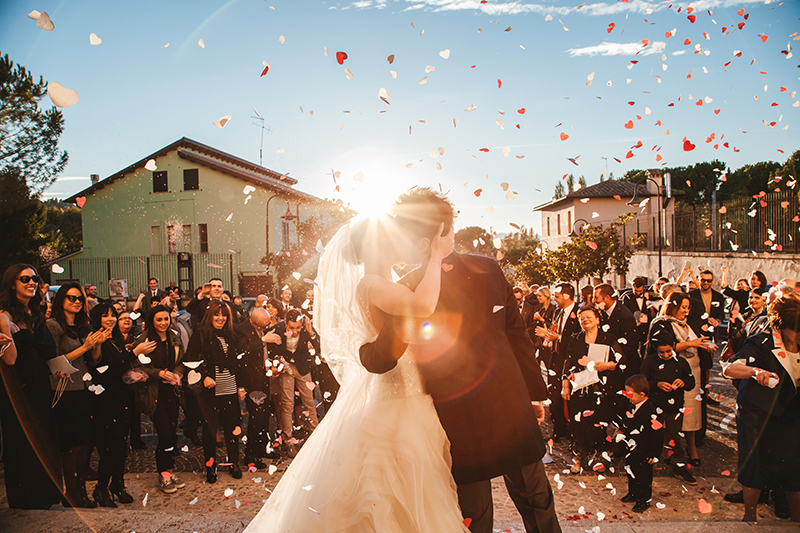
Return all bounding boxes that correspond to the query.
[0,54,68,193]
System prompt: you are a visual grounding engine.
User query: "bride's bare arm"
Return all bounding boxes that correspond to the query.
[368,225,454,318]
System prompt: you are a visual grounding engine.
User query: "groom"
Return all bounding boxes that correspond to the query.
[360,188,561,533]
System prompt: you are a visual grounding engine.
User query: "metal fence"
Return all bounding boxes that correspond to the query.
[588,190,798,254]
[49,253,239,299]
[673,189,798,253]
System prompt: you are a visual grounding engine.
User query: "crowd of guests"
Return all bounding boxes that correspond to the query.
[0,261,798,524]
[514,268,800,520]
[0,267,332,508]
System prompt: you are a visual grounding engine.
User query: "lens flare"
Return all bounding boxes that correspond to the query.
[420,321,434,341]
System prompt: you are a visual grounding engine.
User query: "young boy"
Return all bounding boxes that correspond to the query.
[620,374,662,512]
[639,338,697,485]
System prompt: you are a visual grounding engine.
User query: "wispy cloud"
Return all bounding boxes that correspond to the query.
[387,0,764,17]
[567,41,666,57]
[350,0,387,8]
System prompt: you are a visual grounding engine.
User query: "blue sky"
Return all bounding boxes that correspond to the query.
[1,0,797,235]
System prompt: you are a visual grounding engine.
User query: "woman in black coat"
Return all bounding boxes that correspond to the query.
[47,282,106,508]
[561,306,625,473]
[87,303,136,506]
[0,264,63,509]
[130,305,187,494]
[722,291,800,523]
[184,300,243,483]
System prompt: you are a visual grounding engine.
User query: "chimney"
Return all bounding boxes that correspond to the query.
[90,173,100,185]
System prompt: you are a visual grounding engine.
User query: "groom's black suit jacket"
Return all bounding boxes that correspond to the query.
[360,252,548,485]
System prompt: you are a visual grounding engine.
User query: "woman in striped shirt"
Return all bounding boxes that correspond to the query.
[185,301,244,483]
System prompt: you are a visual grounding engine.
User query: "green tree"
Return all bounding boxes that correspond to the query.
[454,226,494,255]
[577,175,587,190]
[0,168,47,273]
[769,149,800,190]
[41,199,83,257]
[619,169,646,184]
[723,160,780,198]
[553,181,565,199]
[566,173,575,194]
[543,214,644,285]
[0,54,68,193]
[261,202,355,295]
[499,227,540,266]
[512,249,551,287]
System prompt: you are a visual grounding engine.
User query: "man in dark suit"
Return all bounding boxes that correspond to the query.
[688,269,725,444]
[620,374,663,512]
[270,308,320,458]
[514,287,536,336]
[594,283,639,375]
[134,277,168,313]
[186,278,230,328]
[235,307,281,467]
[538,283,580,443]
[360,188,560,533]
[620,277,656,360]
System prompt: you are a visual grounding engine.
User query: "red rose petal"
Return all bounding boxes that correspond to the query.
[624,120,634,129]
[560,132,569,141]
[683,140,696,151]
[336,51,348,65]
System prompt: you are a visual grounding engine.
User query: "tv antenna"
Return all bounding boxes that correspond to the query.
[251,114,272,167]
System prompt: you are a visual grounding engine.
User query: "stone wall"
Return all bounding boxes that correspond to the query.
[627,251,800,287]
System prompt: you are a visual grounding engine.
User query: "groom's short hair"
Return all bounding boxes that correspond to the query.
[392,187,456,240]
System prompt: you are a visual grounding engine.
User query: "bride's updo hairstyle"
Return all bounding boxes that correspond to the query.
[349,215,396,264]
[392,186,456,241]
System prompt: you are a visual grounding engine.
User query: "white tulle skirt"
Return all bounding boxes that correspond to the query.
[243,355,468,533]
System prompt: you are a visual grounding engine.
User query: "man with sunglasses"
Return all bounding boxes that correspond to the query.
[688,269,725,447]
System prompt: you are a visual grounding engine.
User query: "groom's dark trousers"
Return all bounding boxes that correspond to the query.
[360,252,561,533]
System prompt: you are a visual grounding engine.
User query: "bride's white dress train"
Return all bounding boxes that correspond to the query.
[243,226,467,533]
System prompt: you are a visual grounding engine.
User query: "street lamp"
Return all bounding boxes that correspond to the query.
[627,176,667,277]
[569,218,589,238]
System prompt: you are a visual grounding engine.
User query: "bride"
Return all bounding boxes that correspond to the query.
[244,215,468,532]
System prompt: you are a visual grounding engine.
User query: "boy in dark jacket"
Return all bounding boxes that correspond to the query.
[620,374,663,512]
[639,338,697,485]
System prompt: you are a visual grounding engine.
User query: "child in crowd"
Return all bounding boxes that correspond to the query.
[639,338,697,485]
[620,374,662,512]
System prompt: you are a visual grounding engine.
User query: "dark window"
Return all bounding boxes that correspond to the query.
[183,169,199,191]
[282,221,290,250]
[199,223,208,253]
[153,171,168,193]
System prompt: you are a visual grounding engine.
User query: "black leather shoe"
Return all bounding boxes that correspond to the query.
[109,483,133,504]
[93,487,117,508]
[621,493,637,503]
[231,464,242,479]
[773,490,790,519]
[206,467,217,484]
[632,501,650,513]
[724,490,769,504]
[130,439,147,450]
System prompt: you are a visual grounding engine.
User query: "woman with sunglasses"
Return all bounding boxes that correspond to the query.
[87,302,136,506]
[0,265,64,509]
[47,282,108,507]
[184,301,243,483]
[131,304,187,494]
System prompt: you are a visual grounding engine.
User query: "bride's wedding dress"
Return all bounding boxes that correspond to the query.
[243,225,467,533]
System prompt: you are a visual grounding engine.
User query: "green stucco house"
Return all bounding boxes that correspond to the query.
[55,137,336,298]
